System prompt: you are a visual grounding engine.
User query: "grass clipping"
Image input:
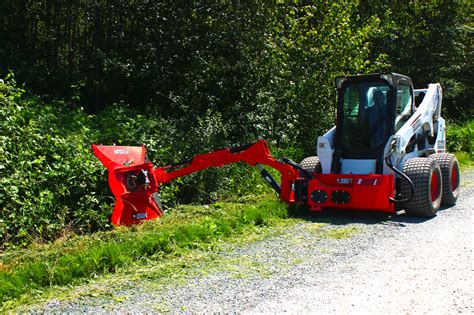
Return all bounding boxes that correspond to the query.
[0,196,288,304]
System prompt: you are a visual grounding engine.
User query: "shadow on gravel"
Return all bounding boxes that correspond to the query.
[287,168,472,227]
[290,208,434,227]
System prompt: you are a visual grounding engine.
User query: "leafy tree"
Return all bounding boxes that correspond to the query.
[357,0,473,118]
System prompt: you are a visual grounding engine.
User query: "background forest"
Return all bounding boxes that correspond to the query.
[0,1,472,248]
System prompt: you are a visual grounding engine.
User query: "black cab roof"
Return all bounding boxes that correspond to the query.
[335,72,413,89]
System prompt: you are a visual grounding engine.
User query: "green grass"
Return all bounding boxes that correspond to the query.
[5,213,360,312]
[455,151,473,169]
[1,194,364,311]
[321,226,360,239]
[447,119,473,168]
[0,195,288,306]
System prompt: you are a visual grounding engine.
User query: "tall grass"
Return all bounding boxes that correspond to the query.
[0,196,287,304]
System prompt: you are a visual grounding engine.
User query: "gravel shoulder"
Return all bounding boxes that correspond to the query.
[22,169,474,313]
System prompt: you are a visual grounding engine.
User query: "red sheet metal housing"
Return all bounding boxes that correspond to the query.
[92,145,163,226]
[306,173,395,213]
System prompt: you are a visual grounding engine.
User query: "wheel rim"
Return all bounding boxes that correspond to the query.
[431,170,441,202]
[451,162,459,192]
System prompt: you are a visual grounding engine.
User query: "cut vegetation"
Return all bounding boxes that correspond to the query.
[0,194,364,310]
[1,196,290,307]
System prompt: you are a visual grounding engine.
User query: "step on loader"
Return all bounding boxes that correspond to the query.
[92,73,460,226]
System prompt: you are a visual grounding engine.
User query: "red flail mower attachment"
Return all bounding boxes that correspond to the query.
[92,140,298,226]
[92,144,163,226]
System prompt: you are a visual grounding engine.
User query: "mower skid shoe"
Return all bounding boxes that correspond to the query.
[92,144,163,226]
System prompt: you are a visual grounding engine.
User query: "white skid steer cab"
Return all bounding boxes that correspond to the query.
[305,72,460,216]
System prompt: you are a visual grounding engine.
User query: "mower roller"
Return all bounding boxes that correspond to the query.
[93,73,461,226]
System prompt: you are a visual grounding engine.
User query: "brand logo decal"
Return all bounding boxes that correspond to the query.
[114,149,129,155]
[337,178,352,184]
[133,212,147,220]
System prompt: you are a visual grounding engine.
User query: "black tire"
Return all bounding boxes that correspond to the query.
[401,157,442,217]
[429,153,460,206]
[300,156,322,173]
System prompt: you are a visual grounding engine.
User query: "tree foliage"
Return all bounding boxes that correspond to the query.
[357,0,473,118]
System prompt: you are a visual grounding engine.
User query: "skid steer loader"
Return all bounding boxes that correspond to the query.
[93,73,460,226]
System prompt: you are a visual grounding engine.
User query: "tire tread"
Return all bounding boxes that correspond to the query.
[300,156,322,173]
[401,157,442,217]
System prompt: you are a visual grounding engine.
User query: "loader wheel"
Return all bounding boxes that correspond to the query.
[429,153,460,206]
[300,156,322,173]
[401,157,442,217]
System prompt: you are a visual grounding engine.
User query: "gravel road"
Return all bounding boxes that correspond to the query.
[36,170,473,314]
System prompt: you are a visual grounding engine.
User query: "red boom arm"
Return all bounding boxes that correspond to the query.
[92,139,298,226]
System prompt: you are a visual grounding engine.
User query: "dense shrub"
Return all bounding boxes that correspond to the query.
[0,77,283,248]
[0,76,110,248]
[356,0,472,118]
[0,1,391,153]
[0,77,179,248]
[446,120,474,166]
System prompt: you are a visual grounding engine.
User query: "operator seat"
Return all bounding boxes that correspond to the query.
[368,90,387,148]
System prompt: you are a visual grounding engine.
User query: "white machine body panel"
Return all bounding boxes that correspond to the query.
[314,79,445,185]
[391,83,444,170]
[317,126,336,174]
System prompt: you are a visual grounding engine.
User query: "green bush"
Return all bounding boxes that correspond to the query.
[0,77,286,249]
[0,75,111,248]
[446,120,474,166]
[0,77,183,248]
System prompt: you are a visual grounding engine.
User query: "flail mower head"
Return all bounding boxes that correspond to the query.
[92,144,163,226]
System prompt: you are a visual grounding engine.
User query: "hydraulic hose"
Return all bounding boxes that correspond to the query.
[385,152,414,203]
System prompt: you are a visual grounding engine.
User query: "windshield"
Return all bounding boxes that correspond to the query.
[340,81,390,154]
